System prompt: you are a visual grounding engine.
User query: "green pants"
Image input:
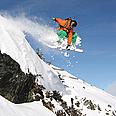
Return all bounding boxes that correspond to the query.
[57,30,77,45]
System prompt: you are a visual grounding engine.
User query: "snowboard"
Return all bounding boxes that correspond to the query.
[48,38,83,53]
[48,30,83,52]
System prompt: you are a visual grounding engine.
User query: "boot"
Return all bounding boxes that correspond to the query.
[66,45,71,50]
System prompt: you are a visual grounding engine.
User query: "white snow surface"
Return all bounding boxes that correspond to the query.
[51,65,116,115]
[0,15,65,92]
[0,95,55,116]
[0,15,116,116]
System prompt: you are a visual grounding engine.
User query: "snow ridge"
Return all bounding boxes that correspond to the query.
[0,15,65,91]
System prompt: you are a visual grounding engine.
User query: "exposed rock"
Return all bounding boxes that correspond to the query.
[55,110,66,116]
[0,51,35,103]
[83,100,97,110]
[42,100,55,112]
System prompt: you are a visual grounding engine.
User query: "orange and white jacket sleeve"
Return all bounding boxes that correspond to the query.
[54,18,66,27]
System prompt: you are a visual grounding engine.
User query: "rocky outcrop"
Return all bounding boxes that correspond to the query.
[0,51,35,103]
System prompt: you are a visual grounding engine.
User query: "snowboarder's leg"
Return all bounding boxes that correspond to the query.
[67,30,73,46]
[57,30,67,43]
[72,32,77,47]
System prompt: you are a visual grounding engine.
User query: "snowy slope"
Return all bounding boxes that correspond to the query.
[52,66,116,115]
[0,15,65,92]
[0,15,116,116]
[0,95,55,116]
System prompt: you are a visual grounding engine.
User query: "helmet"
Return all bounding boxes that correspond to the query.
[71,20,77,27]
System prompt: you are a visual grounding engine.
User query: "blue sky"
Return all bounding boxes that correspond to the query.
[0,0,116,92]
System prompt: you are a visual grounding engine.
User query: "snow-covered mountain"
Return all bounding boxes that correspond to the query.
[0,15,116,116]
[0,15,64,91]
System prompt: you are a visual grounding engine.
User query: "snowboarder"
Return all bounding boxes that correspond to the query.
[52,17,78,49]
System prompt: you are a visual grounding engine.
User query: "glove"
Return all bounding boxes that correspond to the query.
[52,18,55,21]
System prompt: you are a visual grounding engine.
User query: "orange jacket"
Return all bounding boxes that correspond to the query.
[54,18,73,45]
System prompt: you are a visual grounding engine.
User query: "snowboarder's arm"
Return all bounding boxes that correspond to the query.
[53,18,66,27]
